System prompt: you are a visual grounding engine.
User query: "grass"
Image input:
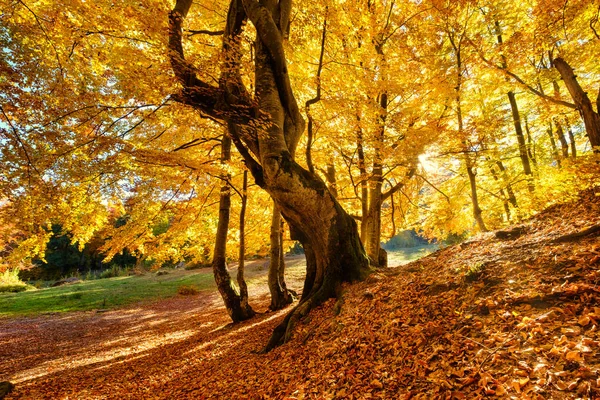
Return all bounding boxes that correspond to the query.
[0,267,32,293]
[0,269,215,318]
[0,246,437,318]
[386,244,439,267]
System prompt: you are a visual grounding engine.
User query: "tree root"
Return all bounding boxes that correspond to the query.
[494,226,526,240]
[552,224,600,243]
[261,287,333,353]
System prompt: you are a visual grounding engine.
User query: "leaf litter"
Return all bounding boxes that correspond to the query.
[1,188,600,399]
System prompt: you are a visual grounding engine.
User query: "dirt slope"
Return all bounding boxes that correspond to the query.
[2,188,600,399]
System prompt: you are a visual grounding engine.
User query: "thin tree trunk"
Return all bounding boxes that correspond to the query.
[564,117,577,158]
[547,121,562,168]
[213,133,254,322]
[237,169,250,312]
[450,32,487,233]
[465,155,488,232]
[553,58,600,149]
[356,116,369,241]
[495,23,534,191]
[507,92,535,192]
[268,204,293,311]
[555,119,570,158]
[305,13,327,175]
[488,160,511,222]
[524,116,538,169]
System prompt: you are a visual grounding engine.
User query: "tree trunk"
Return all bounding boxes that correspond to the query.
[212,133,255,322]
[465,156,488,232]
[451,30,487,233]
[496,22,534,190]
[564,117,577,158]
[268,204,293,311]
[547,122,562,168]
[553,58,600,149]
[237,169,251,312]
[363,165,384,267]
[356,116,369,241]
[507,91,535,192]
[495,160,519,217]
[555,119,570,158]
[524,116,538,168]
[324,163,338,198]
[487,160,511,221]
[169,0,370,350]
[363,87,388,267]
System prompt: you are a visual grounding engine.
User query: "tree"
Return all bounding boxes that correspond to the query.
[211,132,254,322]
[168,0,370,349]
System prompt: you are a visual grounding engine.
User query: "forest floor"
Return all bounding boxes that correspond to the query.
[1,188,600,399]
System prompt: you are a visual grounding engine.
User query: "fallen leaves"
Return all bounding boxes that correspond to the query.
[1,188,600,399]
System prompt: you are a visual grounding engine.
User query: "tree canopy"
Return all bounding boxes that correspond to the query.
[2,0,600,341]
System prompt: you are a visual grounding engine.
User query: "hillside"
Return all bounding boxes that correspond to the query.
[2,188,600,399]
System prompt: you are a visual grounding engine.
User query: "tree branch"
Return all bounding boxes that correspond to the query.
[305,11,327,174]
[464,37,577,110]
[187,29,224,36]
[382,167,416,201]
[241,0,304,132]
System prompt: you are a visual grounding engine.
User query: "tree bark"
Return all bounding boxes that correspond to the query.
[494,160,519,217]
[212,133,255,322]
[488,162,511,222]
[553,58,600,149]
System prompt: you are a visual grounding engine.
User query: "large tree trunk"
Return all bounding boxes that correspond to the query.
[268,204,293,311]
[553,58,600,149]
[212,133,255,322]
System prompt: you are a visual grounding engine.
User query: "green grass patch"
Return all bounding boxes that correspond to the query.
[0,267,34,293]
[387,244,439,267]
[0,269,215,318]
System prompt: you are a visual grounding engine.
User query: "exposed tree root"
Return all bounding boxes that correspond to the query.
[262,286,334,353]
[552,224,600,243]
[494,226,527,240]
